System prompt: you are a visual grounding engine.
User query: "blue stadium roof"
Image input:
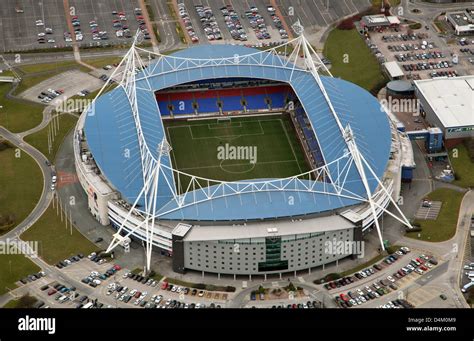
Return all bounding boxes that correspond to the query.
[84,44,392,221]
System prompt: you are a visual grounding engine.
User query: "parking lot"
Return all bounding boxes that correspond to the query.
[414,201,442,220]
[178,0,290,47]
[58,252,231,308]
[276,0,369,34]
[18,69,104,104]
[326,247,441,309]
[368,25,469,81]
[68,0,144,48]
[0,0,70,52]
[0,0,146,53]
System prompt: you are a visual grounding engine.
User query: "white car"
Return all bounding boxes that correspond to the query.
[93,279,101,285]
[387,276,395,283]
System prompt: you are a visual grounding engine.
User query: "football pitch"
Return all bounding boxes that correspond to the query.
[164,114,310,192]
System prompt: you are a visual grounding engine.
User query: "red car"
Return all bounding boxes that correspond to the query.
[113,264,121,271]
[161,282,168,290]
[340,293,349,302]
[47,289,57,296]
[420,265,428,271]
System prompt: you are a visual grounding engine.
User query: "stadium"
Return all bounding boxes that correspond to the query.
[74,34,413,277]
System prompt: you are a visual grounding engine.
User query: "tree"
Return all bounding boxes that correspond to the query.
[338,18,355,30]
[16,294,38,308]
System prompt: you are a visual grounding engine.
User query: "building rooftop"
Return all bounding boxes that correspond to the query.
[362,14,390,26]
[415,76,474,129]
[447,10,473,27]
[183,215,356,242]
[384,61,404,79]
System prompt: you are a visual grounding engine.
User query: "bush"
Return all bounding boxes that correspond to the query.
[225,286,236,293]
[0,214,15,228]
[15,294,38,308]
[323,273,341,282]
[285,282,297,292]
[338,18,355,30]
[409,23,422,30]
[406,226,422,233]
[193,283,206,290]
[205,284,217,291]
[370,77,389,96]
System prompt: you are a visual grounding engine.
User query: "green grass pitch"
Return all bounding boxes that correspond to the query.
[164,114,310,192]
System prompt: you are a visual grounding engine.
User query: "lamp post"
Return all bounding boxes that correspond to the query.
[39,2,45,26]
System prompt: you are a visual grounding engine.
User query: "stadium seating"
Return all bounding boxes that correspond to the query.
[155,84,293,115]
[195,98,219,113]
[169,100,195,115]
[245,94,268,110]
[220,95,244,112]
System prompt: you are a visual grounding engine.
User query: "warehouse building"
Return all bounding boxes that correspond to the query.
[415,76,474,147]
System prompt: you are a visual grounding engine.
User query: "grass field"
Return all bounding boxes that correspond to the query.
[13,61,90,95]
[164,114,310,192]
[450,144,474,188]
[82,57,123,69]
[0,254,40,295]
[3,295,38,308]
[407,188,466,242]
[0,144,43,235]
[24,114,78,162]
[0,83,44,133]
[21,203,97,265]
[324,29,386,92]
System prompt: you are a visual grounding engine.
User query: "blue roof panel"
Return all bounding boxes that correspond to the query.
[84,44,391,221]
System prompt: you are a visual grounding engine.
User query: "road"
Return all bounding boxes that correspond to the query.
[0,125,53,241]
